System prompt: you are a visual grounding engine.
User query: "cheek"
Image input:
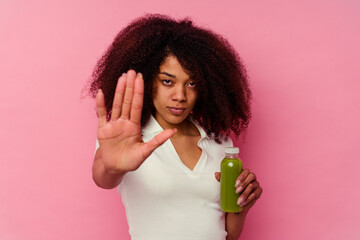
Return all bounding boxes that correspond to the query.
[188,91,198,106]
[153,91,167,107]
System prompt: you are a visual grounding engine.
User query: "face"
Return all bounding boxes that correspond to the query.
[153,55,197,129]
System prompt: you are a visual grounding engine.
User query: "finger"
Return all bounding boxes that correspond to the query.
[130,73,144,124]
[96,89,107,128]
[236,172,256,194]
[215,172,221,182]
[235,168,250,187]
[111,73,126,121]
[141,128,177,159]
[121,70,136,120]
[237,181,259,206]
[240,185,263,207]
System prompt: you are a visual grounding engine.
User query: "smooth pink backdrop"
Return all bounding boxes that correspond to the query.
[1,0,359,239]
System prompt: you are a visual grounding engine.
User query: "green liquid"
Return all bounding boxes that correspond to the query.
[220,157,243,212]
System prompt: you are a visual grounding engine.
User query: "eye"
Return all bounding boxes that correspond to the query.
[161,79,172,86]
[187,81,196,88]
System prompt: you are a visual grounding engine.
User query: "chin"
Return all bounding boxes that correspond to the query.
[155,108,192,127]
[164,113,190,124]
[167,115,187,124]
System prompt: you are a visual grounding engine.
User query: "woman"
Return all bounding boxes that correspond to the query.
[89,14,262,240]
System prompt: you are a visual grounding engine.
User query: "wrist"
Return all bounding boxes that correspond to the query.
[232,209,248,217]
[103,163,127,177]
[98,149,127,176]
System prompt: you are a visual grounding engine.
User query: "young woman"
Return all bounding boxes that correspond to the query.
[89,14,262,240]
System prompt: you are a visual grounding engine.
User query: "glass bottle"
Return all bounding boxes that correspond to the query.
[220,147,243,212]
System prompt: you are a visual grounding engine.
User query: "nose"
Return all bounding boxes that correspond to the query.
[172,85,186,102]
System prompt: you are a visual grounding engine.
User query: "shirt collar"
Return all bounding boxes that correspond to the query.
[142,115,164,135]
[142,115,210,140]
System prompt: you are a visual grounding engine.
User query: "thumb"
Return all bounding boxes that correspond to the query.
[215,172,221,182]
[142,128,177,158]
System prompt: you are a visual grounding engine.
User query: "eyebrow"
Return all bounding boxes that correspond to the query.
[159,72,176,78]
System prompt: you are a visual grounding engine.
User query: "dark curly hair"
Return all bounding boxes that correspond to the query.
[86,14,252,143]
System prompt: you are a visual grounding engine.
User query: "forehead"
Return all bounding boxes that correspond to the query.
[159,55,191,78]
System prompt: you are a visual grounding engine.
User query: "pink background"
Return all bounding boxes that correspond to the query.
[1,0,359,239]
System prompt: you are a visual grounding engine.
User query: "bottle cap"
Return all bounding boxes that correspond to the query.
[225,147,239,154]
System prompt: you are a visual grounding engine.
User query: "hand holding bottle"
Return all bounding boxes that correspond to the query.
[215,167,262,213]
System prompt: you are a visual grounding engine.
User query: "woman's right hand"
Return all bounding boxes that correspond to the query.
[95,70,176,175]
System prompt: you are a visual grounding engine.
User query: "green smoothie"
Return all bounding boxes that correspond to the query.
[220,147,243,212]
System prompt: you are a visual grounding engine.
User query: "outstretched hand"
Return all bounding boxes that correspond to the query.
[96,70,177,175]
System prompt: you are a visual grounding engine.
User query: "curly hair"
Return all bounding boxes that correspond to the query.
[87,14,252,143]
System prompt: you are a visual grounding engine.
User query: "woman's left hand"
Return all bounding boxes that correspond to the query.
[215,169,263,213]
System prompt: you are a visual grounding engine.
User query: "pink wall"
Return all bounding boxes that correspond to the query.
[1,0,359,239]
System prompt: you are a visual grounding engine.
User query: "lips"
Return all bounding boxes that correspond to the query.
[167,107,186,115]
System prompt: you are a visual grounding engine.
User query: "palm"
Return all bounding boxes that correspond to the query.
[97,118,143,172]
[96,70,176,174]
[98,117,141,142]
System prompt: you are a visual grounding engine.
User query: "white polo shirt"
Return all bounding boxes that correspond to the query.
[95,116,233,240]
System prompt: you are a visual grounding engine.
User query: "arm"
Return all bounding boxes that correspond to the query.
[225,211,248,240]
[92,147,126,189]
[215,169,263,239]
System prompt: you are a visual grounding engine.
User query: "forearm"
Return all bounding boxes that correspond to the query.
[225,211,248,240]
[92,148,126,189]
